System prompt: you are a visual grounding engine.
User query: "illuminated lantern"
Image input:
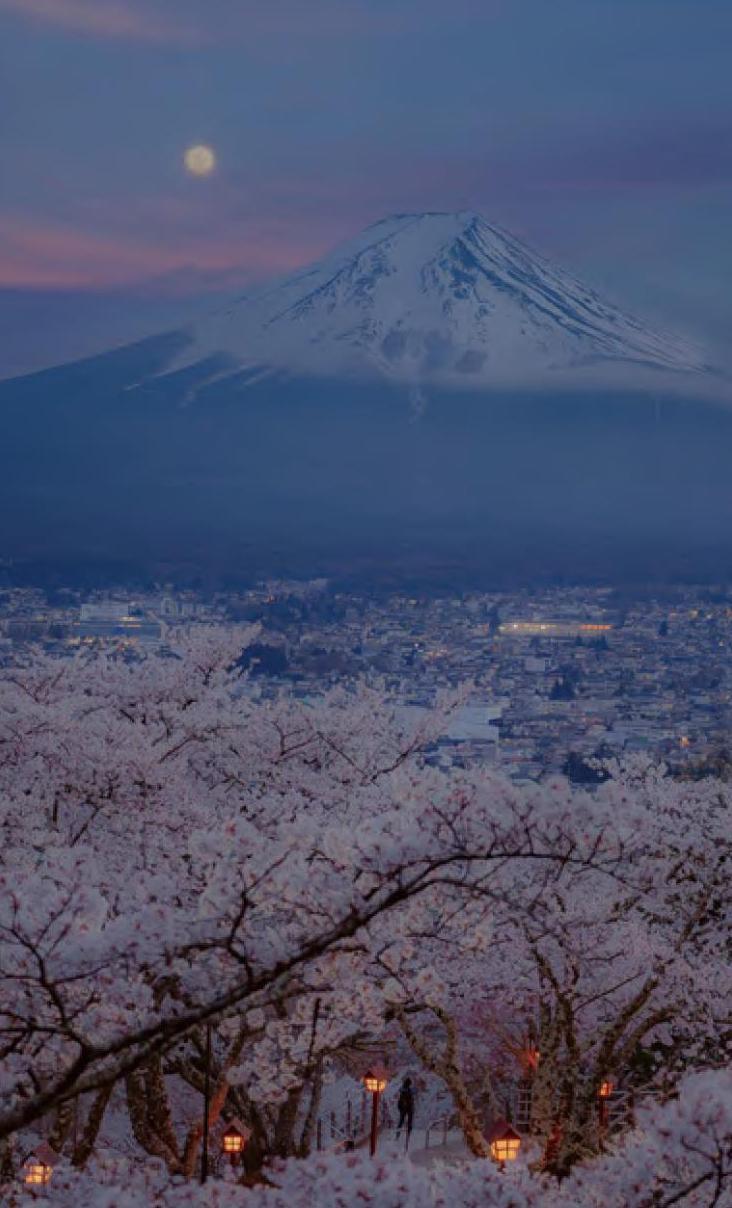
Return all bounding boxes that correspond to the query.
[363,1064,389,1156]
[222,1118,250,1165]
[23,1142,57,1186]
[363,1068,388,1094]
[598,1079,614,1128]
[24,1162,52,1186]
[487,1119,522,1165]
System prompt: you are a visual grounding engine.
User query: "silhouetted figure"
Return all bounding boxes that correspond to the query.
[396,1077,415,1142]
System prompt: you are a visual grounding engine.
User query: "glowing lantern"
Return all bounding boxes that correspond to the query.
[24,1162,52,1186]
[222,1118,250,1165]
[487,1119,522,1165]
[363,1065,389,1156]
[598,1079,614,1129]
[363,1069,388,1094]
[23,1142,57,1186]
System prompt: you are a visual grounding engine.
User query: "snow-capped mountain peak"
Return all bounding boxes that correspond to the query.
[169,210,708,387]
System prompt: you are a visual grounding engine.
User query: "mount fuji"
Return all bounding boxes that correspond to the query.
[0,211,729,586]
[165,210,707,390]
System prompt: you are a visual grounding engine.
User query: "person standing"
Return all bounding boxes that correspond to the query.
[396,1076,415,1143]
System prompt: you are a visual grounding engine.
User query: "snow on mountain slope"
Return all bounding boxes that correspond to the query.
[167,211,708,387]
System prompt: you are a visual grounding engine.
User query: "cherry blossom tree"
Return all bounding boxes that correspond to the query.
[1,633,728,1198]
[364,766,730,1174]
[0,631,617,1172]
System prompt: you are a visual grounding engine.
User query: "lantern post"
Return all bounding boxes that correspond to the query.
[363,1066,388,1157]
[200,1019,213,1184]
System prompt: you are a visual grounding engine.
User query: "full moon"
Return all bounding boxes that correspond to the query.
[184,144,216,177]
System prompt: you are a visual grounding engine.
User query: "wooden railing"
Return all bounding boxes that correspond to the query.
[424,1113,456,1149]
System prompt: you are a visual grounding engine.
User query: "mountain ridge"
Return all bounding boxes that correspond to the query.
[161,209,709,390]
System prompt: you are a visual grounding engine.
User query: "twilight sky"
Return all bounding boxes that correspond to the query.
[1,0,731,376]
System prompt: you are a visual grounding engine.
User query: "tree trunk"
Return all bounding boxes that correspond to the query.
[144,1054,180,1162]
[178,1021,252,1178]
[543,1086,600,1178]
[180,1060,236,1178]
[398,1007,490,1158]
[72,1086,113,1169]
[48,1099,74,1154]
[298,1059,324,1156]
[229,1088,269,1176]
[125,1069,181,1173]
[272,1086,304,1158]
[0,1137,15,1184]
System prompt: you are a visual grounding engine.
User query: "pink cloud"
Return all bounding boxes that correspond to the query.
[0,0,201,43]
[0,0,498,44]
[0,212,330,290]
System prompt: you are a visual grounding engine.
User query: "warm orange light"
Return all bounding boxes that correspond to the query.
[222,1127,245,1154]
[599,1080,614,1098]
[488,1121,522,1164]
[24,1162,52,1185]
[491,1136,521,1162]
[524,1046,540,1071]
[363,1070,387,1093]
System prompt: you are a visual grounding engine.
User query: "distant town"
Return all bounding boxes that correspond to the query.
[2,578,729,784]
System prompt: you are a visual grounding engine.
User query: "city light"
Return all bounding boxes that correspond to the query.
[499,621,613,637]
